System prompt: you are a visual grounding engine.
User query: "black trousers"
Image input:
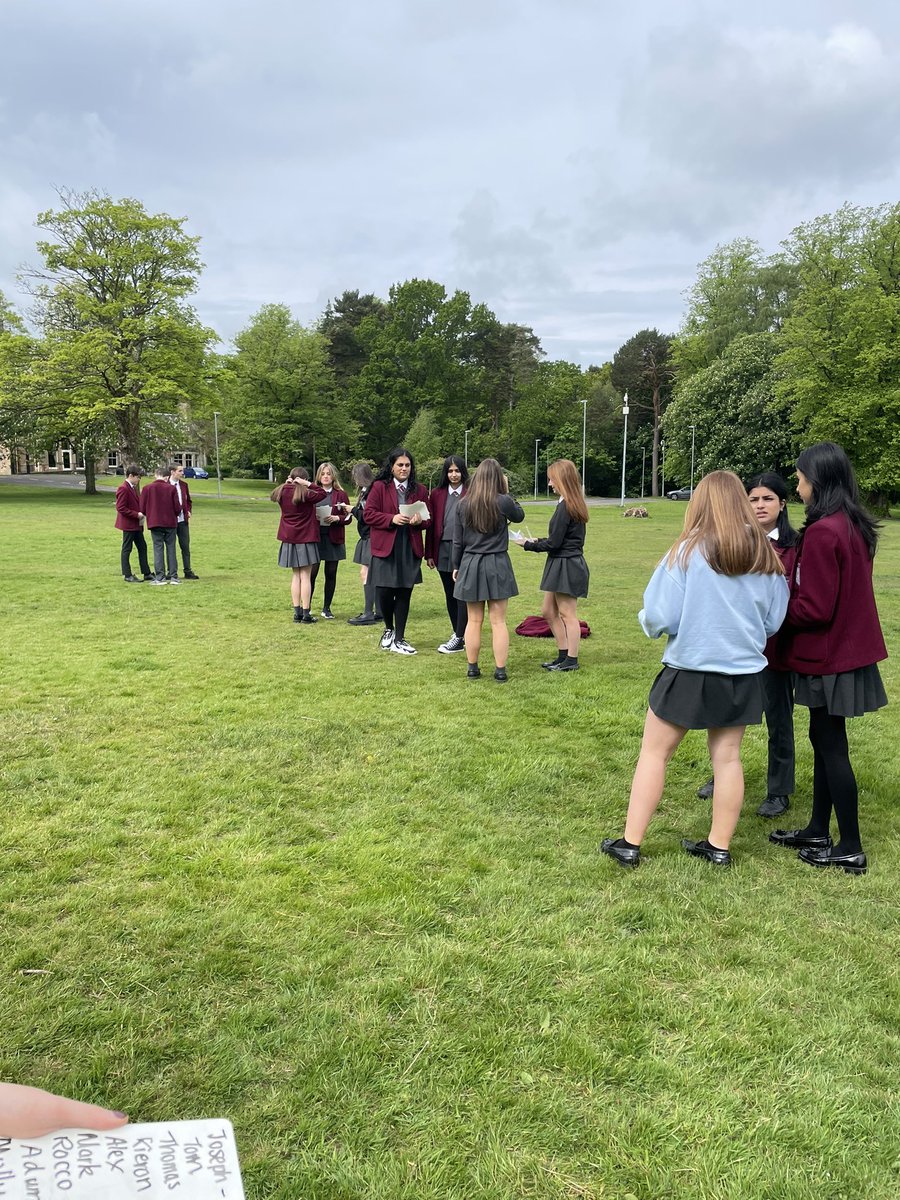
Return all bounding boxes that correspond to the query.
[438,569,467,637]
[762,668,795,796]
[175,521,192,573]
[121,529,151,577]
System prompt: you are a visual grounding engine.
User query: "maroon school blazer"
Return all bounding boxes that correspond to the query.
[781,513,887,675]
[173,478,192,518]
[276,482,327,544]
[365,479,431,560]
[425,484,467,563]
[141,479,181,529]
[114,481,143,531]
[320,487,353,545]
[764,540,797,671]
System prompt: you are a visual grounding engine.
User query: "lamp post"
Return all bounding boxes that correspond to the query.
[661,440,666,496]
[464,428,471,467]
[619,393,629,506]
[689,424,696,495]
[641,447,646,499]
[581,395,588,492]
[213,411,222,499]
[534,438,541,500]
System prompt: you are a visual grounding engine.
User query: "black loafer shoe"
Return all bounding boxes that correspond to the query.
[696,777,714,800]
[347,612,377,626]
[601,838,640,868]
[467,663,481,679]
[798,846,867,875]
[494,667,508,683]
[757,794,790,818]
[682,838,731,867]
[769,829,832,850]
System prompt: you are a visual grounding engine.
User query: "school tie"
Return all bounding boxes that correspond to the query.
[397,483,407,506]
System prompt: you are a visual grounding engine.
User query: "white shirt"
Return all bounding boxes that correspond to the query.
[170,477,185,522]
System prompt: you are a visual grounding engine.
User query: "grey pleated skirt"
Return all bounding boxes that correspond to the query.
[649,666,765,730]
[794,663,887,717]
[278,541,320,568]
[454,551,518,602]
[370,529,423,588]
[353,537,372,566]
[318,533,347,562]
[540,555,589,598]
[437,540,454,573]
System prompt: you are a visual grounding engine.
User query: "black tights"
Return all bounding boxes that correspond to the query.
[438,570,467,637]
[803,706,862,854]
[378,587,412,640]
[309,560,338,610]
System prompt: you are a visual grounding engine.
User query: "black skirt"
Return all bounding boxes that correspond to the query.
[540,555,589,598]
[648,666,765,730]
[794,663,887,717]
[370,528,422,588]
[318,532,347,562]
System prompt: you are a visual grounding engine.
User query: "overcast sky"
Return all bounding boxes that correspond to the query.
[2,0,899,366]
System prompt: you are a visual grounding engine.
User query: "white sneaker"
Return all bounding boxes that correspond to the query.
[390,638,417,655]
[150,579,168,586]
[438,634,466,654]
[168,577,181,585]
[379,628,394,650]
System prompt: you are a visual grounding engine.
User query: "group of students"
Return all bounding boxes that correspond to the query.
[601,442,887,875]
[114,462,199,583]
[273,448,590,679]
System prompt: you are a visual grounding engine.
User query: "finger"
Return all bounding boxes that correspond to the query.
[1,1085,128,1138]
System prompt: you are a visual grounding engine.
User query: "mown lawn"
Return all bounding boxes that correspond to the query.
[1,486,898,1200]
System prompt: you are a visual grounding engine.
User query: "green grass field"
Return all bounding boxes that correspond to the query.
[1,486,898,1200]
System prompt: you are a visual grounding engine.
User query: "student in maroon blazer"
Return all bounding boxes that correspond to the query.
[770,443,888,875]
[141,465,182,584]
[169,464,198,579]
[271,467,327,623]
[114,465,152,582]
[426,455,469,653]
[365,447,431,655]
[309,461,353,619]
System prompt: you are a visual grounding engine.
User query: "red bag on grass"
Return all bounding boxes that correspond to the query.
[515,616,591,638]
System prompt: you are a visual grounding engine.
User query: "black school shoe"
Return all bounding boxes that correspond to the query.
[769,829,832,850]
[467,663,481,679]
[682,838,731,867]
[124,575,143,583]
[348,612,377,625]
[798,846,867,875]
[696,777,714,799]
[494,667,508,683]
[184,571,200,579]
[601,838,640,868]
[757,794,789,818]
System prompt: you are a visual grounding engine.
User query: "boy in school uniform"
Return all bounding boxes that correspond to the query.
[115,465,152,582]
[141,465,182,584]
[169,463,199,579]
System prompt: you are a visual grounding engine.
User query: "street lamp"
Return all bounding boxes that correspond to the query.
[534,438,541,500]
[581,395,588,491]
[641,447,646,499]
[213,411,222,500]
[464,428,472,467]
[689,424,696,495]
[661,440,666,496]
[619,393,629,506]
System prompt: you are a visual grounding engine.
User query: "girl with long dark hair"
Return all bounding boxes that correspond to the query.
[426,454,470,654]
[770,443,887,875]
[452,458,524,682]
[364,447,431,655]
[271,467,326,623]
[521,458,589,672]
[602,471,788,869]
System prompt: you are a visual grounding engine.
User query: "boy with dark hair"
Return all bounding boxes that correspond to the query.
[115,465,152,582]
[169,463,199,579]
[141,464,181,584]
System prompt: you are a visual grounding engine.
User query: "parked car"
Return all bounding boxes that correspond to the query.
[666,486,693,500]
[192,468,210,478]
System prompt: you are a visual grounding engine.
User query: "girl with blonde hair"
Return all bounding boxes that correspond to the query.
[602,470,788,868]
[521,458,589,671]
[309,461,352,619]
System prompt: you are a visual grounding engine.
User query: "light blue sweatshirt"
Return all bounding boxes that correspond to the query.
[639,546,789,674]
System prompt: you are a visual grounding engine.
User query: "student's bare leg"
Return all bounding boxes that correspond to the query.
[299,565,313,608]
[542,592,565,651]
[707,726,746,849]
[623,710,688,845]
[291,568,302,607]
[556,593,580,657]
[465,601,484,664]
[488,598,509,669]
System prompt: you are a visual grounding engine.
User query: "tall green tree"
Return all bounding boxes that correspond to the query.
[674,240,798,378]
[319,290,387,388]
[610,329,675,497]
[662,333,794,484]
[223,304,355,476]
[776,202,900,497]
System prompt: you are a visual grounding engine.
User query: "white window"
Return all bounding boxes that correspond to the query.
[107,452,119,468]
